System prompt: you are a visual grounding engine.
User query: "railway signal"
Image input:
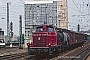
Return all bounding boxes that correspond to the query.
[10,22,13,31]
[11,31,13,38]
[78,24,80,32]
[9,22,13,47]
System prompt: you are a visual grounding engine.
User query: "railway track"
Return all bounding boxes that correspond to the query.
[0,41,90,60]
[0,47,18,50]
[0,52,34,60]
[26,41,90,60]
[69,46,90,60]
[0,47,28,60]
[50,41,90,60]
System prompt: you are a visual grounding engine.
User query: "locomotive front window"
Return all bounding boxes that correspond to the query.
[47,27,53,32]
[37,28,43,32]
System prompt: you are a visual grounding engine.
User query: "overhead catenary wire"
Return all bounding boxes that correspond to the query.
[68,6,88,25]
[71,0,88,20]
[0,3,24,20]
[69,1,88,29]
[69,1,88,20]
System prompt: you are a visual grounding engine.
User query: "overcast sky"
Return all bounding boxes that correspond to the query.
[0,0,90,36]
[0,0,24,36]
[68,0,90,31]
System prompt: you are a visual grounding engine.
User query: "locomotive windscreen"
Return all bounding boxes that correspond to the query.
[47,27,53,32]
[37,26,54,32]
[37,27,43,32]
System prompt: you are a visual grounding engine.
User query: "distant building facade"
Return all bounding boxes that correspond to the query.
[24,0,68,40]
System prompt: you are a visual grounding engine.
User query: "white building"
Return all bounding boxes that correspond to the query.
[24,0,68,48]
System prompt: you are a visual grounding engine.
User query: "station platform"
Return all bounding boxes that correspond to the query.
[86,55,90,60]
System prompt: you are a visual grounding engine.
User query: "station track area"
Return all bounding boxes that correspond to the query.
[0,41,90,60]
[0,47,27,56]
[0,47,28,60]
[22,41,90,60]
[0,53,35,60]
[86,55,90,60]
[69,47,90,60]
[0,47,18,50]
[50,40,90,60]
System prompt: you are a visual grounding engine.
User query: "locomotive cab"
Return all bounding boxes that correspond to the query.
[27,24,58,54]
[30,24,57,47]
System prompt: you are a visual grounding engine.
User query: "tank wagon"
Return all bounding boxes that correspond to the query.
[27,24,85,54]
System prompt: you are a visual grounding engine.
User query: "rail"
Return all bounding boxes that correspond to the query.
[69,46,90,60]
[0,53,33,60]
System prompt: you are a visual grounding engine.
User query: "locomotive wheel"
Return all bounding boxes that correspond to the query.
[60,45,64,53]
[58,47,61,53]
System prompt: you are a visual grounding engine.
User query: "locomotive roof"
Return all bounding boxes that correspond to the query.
[37,24,54,28]
[62,29,84,34]
[36,24,85,35]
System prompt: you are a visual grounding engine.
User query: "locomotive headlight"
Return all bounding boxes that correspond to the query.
[27,43,30,46]
[38,37,40,40]
[49,43,51,45]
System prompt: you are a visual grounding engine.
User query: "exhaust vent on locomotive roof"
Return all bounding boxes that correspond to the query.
[56,28,62,32]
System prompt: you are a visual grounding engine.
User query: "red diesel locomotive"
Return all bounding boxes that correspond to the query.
[27,24,85,54]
